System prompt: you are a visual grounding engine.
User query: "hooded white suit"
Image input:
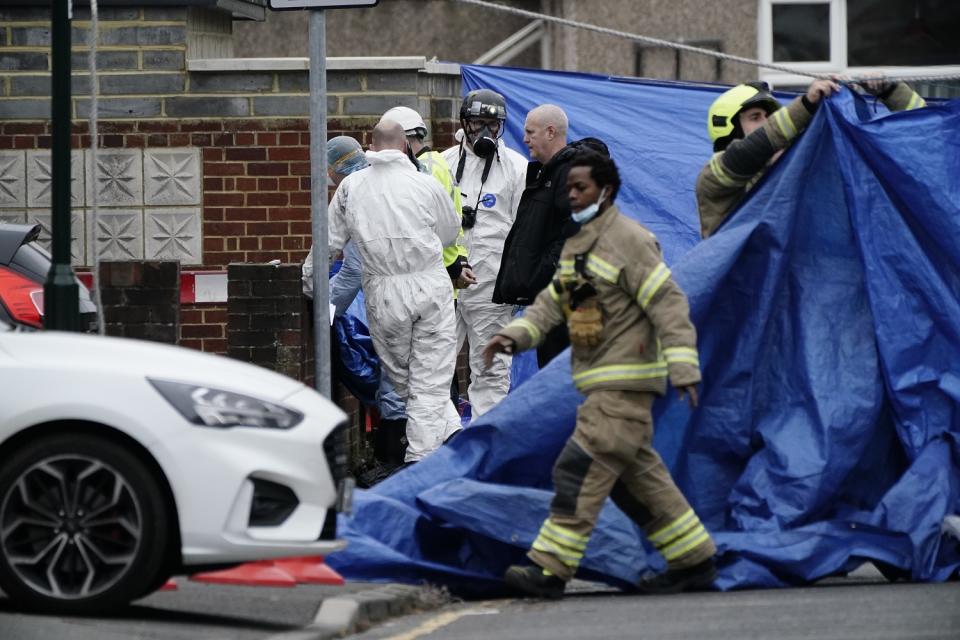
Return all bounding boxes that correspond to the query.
[442,132,527,418]
[328,149,463,461]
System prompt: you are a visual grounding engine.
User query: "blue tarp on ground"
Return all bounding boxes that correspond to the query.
[328,65,960,592]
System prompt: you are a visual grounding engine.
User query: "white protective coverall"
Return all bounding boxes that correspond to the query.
[328,148,463,462]
[442,131,527,417]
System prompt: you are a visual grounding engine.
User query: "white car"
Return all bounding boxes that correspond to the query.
[0,321,351,614]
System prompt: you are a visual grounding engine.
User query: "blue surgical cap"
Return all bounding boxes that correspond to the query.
[327,136,368,176]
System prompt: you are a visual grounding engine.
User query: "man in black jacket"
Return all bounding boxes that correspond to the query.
[493,104,608,366]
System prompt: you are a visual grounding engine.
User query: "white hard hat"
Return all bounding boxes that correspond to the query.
[381,106,427,136]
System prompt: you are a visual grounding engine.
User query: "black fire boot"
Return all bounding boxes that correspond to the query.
[504,565,566,600]
[377,419,407,469]
[636,557,717,595]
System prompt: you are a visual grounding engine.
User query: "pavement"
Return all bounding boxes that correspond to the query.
[263,581,451,640]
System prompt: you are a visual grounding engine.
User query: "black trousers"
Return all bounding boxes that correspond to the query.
[537,323,570,368]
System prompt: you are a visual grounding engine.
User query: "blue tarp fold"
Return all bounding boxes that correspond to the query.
[328,65,960,591]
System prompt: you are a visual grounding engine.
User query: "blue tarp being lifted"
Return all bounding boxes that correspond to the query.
[328,65,960,592]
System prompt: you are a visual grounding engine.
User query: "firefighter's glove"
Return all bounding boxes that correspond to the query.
[568,299,603,349]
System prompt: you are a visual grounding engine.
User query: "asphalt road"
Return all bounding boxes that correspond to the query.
[350,580,960,640]
[2,576,959,640]
[0,580,356,640]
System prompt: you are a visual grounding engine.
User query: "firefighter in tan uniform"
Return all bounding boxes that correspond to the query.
[483,151,716,599]
[697,77,926,238]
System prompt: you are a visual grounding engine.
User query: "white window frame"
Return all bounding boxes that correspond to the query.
[757,0,960,89]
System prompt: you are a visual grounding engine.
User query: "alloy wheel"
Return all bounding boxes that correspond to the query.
[0,454,142,600]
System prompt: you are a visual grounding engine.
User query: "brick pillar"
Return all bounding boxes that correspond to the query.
[226,263,307,379]
[99,261,180,343]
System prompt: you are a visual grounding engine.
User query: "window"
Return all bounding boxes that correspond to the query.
[847,0,960,67]
[772,3,831,62]
[759,0,960,96]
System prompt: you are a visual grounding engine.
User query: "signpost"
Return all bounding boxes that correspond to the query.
[267,0,378,398]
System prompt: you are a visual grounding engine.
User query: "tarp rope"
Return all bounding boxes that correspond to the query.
[453,0,960,85]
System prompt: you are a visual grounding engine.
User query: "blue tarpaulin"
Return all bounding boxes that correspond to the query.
[328,65,960,592]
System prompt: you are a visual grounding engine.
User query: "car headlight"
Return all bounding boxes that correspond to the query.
[149,379,303,429]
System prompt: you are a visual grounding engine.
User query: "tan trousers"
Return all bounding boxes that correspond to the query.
[528,389,716,581]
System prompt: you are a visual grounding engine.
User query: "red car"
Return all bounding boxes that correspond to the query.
[0,223,97,331]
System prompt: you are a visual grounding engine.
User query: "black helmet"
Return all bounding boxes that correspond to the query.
[460,89,507,122]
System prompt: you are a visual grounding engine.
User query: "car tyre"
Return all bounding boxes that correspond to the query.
[0,433,170,614]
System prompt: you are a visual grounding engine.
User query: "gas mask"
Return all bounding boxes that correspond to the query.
[467,124,498,158]
[571,188,609,225]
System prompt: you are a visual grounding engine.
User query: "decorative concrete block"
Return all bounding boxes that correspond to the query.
[86,149,142,207]
[27,210,85,265]
[144,148,201,206]
[0,211,26,224]
[26,150,84,207]
[88,208,143,261]
[145,207,201,264]
[0,152,26,208]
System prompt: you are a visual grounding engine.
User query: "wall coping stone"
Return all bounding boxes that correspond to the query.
[187,56,461,76]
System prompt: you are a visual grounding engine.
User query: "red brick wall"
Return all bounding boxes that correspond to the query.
[179,303,227,353]
[202,121,314,268]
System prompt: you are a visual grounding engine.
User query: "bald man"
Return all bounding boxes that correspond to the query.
[328,120,465,463]
[493,104,610,367]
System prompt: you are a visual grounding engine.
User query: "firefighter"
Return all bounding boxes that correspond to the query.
[483,150,716,598]
[697,76,927,238]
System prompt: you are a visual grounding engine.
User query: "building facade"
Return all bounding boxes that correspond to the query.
[239,0,960,94]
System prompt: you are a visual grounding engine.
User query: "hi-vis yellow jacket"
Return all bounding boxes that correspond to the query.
[417,148,468,270]
[696,82,926,238]
[496,204,701,395]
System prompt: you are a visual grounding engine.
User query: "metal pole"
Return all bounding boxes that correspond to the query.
[45,0,80,331]
[309,10,331,398]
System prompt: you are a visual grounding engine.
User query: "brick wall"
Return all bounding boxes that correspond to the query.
[99,260,180,343]
[0,5,462,358]
[180,302,226,352]
[228,262,366,466]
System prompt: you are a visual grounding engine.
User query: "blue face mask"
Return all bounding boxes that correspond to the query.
[570,188,609,224]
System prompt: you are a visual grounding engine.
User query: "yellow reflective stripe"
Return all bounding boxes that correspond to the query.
[542,521,589,549]
[709,155,738,187]
[772,107,797,139]
[663,346,700,367]
[586,254,620,284]
[548,282,560,302]
[662,528,711,562]
[531,538,583,567]
[654,516,700,550]
[572,363,668,387]
[512,318,541,344]
[636,262,671,309]
[540,529,586,552]
[649,509,695,545]
[906,92,925,110]
[558,259,575,277]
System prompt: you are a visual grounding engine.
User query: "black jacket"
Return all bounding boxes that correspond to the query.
[492,144,582,305]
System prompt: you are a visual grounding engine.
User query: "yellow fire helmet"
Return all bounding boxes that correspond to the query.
[707,82,782,148]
